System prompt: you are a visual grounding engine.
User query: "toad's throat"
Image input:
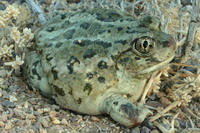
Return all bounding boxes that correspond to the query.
[138,56,174,74]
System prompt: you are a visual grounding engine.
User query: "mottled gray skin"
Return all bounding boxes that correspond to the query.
[23,8,176,127]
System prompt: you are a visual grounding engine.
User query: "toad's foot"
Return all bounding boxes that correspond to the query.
[101,94,152,127]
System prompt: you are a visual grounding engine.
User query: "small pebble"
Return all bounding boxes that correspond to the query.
[5,122,12,130]
[37,109,45,114]
[197,122,200,128]
[83,115,90,120]
[25,119,32,127]
[2,100,16,108]
[40,128,48,133]
[16,105,23,109]
[23,101,29,108]
[50,117,61,125]
[27,114,36,120]
[0,121,5,127]
[9,95,18,102]
[38,117,49,128]
[131,127,140,133]
[42,107,51,112]
[141,126,151,133]
[49,125,64,133]
[160,123,170,130]
[0,114,7,122]
[0,104,4,111]
[15,120,25,127]
[0,70,7,78]
[33,111,40,116]
[52,104,60,110]
[52,119,61,125]
[72,115,79,123]
[150,129,159,133]
[7,85,18,92]
[49,111,59,117]
[13,108,26,119]
[28,129,35,133]
[61,118,68,125]
[91,116,100,121]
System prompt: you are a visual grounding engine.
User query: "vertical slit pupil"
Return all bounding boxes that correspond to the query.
[143,41,148,48]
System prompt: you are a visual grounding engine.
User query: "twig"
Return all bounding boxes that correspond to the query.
[48,0,62,19]
[180,0,200,63]
[25,0,47,25]
[185,107,200,120]
[140,71,160,104]
[149,101,180,122]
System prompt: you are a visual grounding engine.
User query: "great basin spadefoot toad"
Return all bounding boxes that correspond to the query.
[23,8,176,127]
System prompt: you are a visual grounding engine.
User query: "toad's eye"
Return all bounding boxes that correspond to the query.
[132,36,155,56]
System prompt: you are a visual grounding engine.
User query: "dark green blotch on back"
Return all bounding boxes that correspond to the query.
[60,13,67,19]
[107,24,114,27]
[74,39,92,47]
[98,30,107,34]
[45,54,55,62]
[95,11,121,22]
[32,69,41,80]
[83,49,96,59]
[53,85,65,96]
[46,56,53,61]
[94,39,112,48]
[98,60,108,69]
[31,68,37,75]
[117,27,123,31]
[33,60,40,67]
[62,20,71,27]
[98,77,105,83]
[119,57,129,64]
[46,27,54,32]
[67,56,80,65]
[86,72,94,79]
[51,67,58,80]
[114,40,127,45]
[134,57,140,60]
[63,29,75,39]
[67,65,73,74]
[120,103,138,119]
[77,98,82,104]
[55,42,63,48]
[126,27,151,34]
[46,43,53,48]
[74,39,111,48]
[80,22,90,30]
[68,88,73,95]
[84,83,92,95]
[113,101,118,106]
[145,58,151,62]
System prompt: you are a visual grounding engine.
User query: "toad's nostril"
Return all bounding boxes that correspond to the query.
[163,36,176,49]
[163,41,170,46]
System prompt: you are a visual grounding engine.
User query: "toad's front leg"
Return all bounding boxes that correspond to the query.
[101,94,152,127]
[23,51,52,98]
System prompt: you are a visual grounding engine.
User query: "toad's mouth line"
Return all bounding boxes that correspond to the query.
[138,56,174,74]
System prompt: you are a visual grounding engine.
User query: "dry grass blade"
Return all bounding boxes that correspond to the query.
[180,0,200,63]
[25,0,47,25]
